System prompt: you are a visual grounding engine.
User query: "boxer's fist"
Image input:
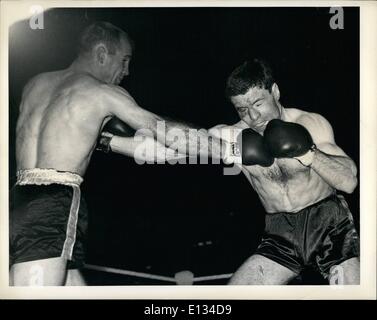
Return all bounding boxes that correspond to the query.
[97,117,136,153]
[213,126,273,167]
[264,119,316,166]
[96,131,114,153]
[236,128,274,166]
[103,117,135,137]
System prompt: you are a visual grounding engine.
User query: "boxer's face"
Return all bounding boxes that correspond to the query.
[231,83,281,133]
[105,37,133,85]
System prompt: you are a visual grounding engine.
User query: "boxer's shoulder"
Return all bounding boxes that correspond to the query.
[284,107,327,124]
[23,71,55,96]
[285,108,333,143]
[283,107,308,121]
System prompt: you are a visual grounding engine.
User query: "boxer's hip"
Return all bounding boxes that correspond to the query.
[10,169,88,268]
[256,193,359,277]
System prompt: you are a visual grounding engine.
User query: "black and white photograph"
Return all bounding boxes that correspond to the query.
[1,0,376,299]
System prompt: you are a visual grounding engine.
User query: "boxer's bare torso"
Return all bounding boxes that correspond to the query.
[216,108,339,213]
[16,70,111,176]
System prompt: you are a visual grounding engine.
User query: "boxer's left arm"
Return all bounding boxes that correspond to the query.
[296,113,358,194]
[98,84,223,158]
[105,134,188,162]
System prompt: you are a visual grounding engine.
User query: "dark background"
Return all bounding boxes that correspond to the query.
[9,7,359,285]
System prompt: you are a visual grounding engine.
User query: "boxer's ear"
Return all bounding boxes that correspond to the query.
[95,43,107,65]
[271,83,280,101]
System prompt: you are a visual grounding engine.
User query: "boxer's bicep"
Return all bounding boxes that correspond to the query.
[100,84,162,132]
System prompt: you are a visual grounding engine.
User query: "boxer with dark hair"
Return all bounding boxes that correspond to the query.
[210,59,360,285]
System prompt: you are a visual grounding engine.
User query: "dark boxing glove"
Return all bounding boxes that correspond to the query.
[222,128,274,167]
[264,119,316,166]
[103,117,136,137]
[96,117,136,153]
[238,129,274,166]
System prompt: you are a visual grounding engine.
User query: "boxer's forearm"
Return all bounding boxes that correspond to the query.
[109,136,136,157]
[110,135,187,162]
[310,149,358,193]
[156,120,223,159]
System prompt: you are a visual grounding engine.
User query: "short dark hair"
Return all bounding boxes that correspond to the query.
[78,21,132,56]
[225,59,275,98]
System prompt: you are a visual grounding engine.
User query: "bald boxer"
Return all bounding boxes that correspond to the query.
[209,59,360,285]
[10,21,222,286]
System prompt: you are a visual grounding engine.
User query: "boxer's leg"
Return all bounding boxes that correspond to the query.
[321,196,360,285]
[228,254,298,285]
[10,257,67,286]
[328,257,360,285]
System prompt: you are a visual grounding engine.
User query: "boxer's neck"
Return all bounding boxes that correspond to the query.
[68,57,105,83]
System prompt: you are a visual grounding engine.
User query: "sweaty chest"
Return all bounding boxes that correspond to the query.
[245,158,308,185]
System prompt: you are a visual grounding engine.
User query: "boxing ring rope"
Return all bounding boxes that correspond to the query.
[84,264,176,282]
[192,274,233,282]
[84,264,233,284]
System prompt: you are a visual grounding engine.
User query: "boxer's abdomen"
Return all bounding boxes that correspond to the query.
[244,158,334,213]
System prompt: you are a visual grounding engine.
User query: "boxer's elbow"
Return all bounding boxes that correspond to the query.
[341,163,358,194]
[341,177,357,194]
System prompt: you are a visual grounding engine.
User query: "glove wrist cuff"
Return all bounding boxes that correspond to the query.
[295,144,317,166]
[222,141,241,164]
[96,132,114,153]
[219,128,242,164]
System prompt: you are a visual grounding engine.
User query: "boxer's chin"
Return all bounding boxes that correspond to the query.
[112,74,123,85]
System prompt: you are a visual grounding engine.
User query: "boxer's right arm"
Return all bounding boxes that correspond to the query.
[98,84,223,158]
[97,116,187,161]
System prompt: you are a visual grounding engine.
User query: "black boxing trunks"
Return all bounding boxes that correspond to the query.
[255,193,359,278]
[10,169,88,269]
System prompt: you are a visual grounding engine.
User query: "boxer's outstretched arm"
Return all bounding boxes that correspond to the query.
[99,84,223,159]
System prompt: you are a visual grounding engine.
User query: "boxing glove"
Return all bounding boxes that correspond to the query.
[103,117,136,137]
[97,117,136,153]
[223,128,274,167]
[264,119,316,166]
